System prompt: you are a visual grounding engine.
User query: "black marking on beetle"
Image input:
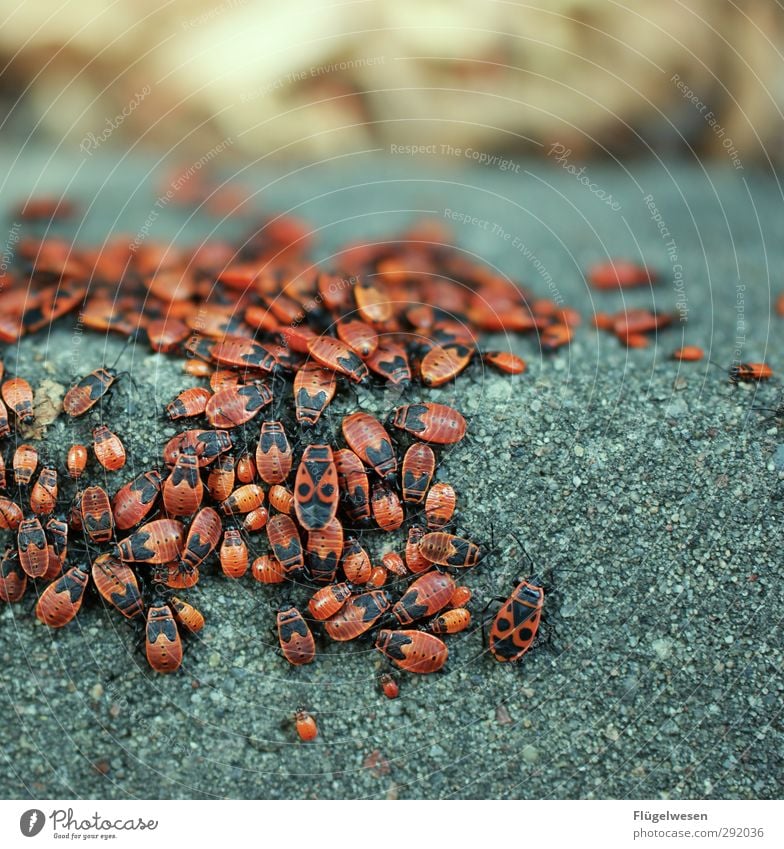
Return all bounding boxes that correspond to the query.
[270,537,303,569]
[147,609,178,642]
[278,608,310,641]
[403,470,428,498]
[378,631,413,661]
[56,568,89,603]
[296,387,328,422]
[364,439,396,476]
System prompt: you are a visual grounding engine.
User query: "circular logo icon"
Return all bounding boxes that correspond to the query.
[20,810,45,837]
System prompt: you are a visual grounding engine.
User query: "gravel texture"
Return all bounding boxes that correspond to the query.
[0,152,782,800]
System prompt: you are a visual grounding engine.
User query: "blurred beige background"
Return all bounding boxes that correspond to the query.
[1,0,781,163]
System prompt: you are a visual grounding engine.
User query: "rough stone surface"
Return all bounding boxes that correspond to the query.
[0,154,781,799]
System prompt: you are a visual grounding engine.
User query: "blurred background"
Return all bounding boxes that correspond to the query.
[1,0,781,166]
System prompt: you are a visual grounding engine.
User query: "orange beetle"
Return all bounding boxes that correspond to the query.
[379,672,399,699]
[91,552,144,619]
[147,317,189,354]
[307,335,368,383]
[117,518,185,564]
[404,525,431,574]
[2,377,34,423]
[66,444,88,478]
[205,383,273,428]
[587,260,655,289]
[728,362,772,383]
[293,362,336,426]
[18,517,49,577]
[425,482,456,529]
[30,467,58,515]
[540,323,573,352]
[426,607,471,634]
[170,596,205,633]
[35,564,90,627]
[336,317,378,359]
[93,424,127,471]
[323,590,390,641]
[145,598,183,673]
[306,518,344,583]
[219,528,249,578]
[341,412,398,481]
[46,516,68,566]
[250,554,286,584]
[333,448,371,525]
[277,605,315,665]
[381,551,407,578]
[163,450,203,517]
[367,565,387,588]
[371,482,404,532]
[13,443,38,485]
[341,537,371,584]
[308,582,352,620]
[421,343,474,387]
[221,483,265,515]
[255,421,292,485]
[672,346,704,362]
[266,513,303,573]
[353,276,392,324]
[294,709,318,742]
[489,580,544,662]
[268,485,294,514]
[206,453,235,502]
[418,532,480,568]
[375,629,448,674]
[166,387,211,420]
[294,444,339,531]
[401,443,435,504]
[242,506,269,532]
[235,451,256,484]
[391,403,466,445]
[482,351,526,375]
[0,497,23,530]
[163,429,232,468]
[62,368,118,417]
[179,507,222,574]
[0,548,27,603]
[391,571,456,625]
[209,338,278,373]
[365,341,412,386]
[112,470,162,530]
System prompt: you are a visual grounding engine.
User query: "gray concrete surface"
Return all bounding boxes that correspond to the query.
[0,152,782,799]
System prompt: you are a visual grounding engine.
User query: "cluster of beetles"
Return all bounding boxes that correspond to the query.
[1,197,774,741]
